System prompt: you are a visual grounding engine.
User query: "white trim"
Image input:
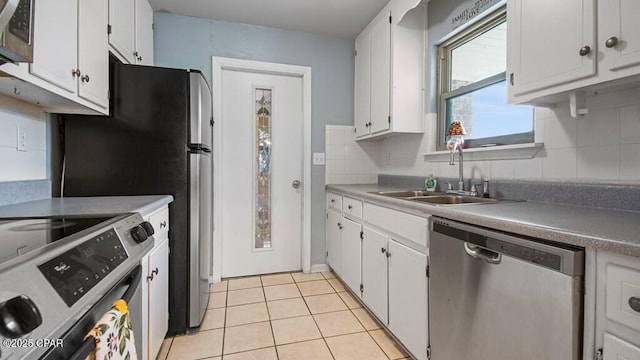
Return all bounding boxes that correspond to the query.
[310,264,330,273]
[424,142,544,162]
[212,57,313,281]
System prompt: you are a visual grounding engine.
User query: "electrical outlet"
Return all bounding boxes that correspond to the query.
[313,152,325,165]
[16,126,27,152]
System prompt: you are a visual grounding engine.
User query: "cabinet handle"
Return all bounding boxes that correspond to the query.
[386,251,391,258]
[152,268,159,275]
[337,222,342,230]
[133,51,139,58]
[147,268,159,281]
[630,297,640,312]
[605,36,618,48]
[160,221,167,228]
[138,56,143,62]
[81,75,90,83]
[348,205,352,210]
[365,122,370,128]
[578,46,591,56]
[381,248,386,254]
[331,199,335,203]
[71,69,81,77]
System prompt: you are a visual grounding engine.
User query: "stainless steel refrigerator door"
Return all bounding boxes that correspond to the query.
[189,151,212,327]
[189,71,213,148]
[429,231,583,360]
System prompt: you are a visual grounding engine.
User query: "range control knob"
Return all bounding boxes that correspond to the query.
[140,221,155,236]
[130,225,149,243]
[0,295,42,338]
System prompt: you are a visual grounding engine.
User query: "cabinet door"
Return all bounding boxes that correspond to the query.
[341,218,362,295]
[361,226,388,323]
[603,333,640,360]
[326,210,342,276]
[599,0,640,73]
[354,30,371,139]
[507,0,596,97]
[388,240,427,360]
[369,12,391,134]
[78,0,109,108]
[109,0,135,63]
[30,0,78,93]
[140,252,150,360]
[135,0,154,65]
[148,237,169,360]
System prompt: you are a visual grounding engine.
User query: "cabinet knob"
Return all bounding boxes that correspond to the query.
[348,205,352,210]
[365,122,370,128]
[578,46,591,56]
[160,221,167,228]
[605,36,619,48]
[630,297,640,312]
[337,222,342,230]
[81,75,90,83]
[331,199,335,203]
[71,69,81,77]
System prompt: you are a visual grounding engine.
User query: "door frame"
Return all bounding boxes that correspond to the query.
[211,56,312,281]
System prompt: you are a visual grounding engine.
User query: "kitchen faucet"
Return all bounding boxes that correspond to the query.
[449,138,464,192]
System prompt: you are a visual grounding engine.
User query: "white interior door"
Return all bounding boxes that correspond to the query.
[220,68,303,277]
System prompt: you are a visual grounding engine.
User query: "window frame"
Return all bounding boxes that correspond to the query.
[436,7,534,151]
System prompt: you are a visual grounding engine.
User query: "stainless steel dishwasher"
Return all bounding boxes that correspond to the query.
[429,217,585,360]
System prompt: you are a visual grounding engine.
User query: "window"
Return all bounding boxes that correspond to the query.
[437,9,533,150]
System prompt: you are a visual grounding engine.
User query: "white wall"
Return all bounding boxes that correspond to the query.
[325,125,379,184]
[377,85,640,183]
[0,95,47,182]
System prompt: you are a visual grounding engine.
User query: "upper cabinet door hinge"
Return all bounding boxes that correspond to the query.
[388,115,391,124]
[354,49,358,57]
[426,265,430,277]
[389,15,392,23]
[510,73,514,86]
[360,283,364,292]
[107,24,112,35]
[360,231,364,239]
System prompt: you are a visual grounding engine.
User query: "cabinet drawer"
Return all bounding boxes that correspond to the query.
[343,196,363,220]
[327,192,343,211]
[363,203,427,249]
[147,206,169,240]
[606,264,640,331]
[603,333,640,360]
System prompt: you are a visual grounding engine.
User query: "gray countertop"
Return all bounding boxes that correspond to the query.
[327,184,640,257]
[0,195,174,217]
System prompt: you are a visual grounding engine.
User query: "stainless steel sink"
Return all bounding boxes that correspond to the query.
[368,190,445,198]
[409,195,501,205]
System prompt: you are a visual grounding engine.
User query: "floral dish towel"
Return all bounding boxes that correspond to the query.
[85,299,137,360]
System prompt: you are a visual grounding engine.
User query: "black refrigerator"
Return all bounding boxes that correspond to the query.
[61,62,212,335]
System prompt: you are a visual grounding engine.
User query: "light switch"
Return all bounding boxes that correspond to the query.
[313,152,325,165]
[16,126,27,152]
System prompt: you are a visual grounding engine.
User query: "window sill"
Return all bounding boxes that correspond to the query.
[424,142,544,162]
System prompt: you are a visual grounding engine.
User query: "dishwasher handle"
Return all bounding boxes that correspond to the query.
[464,243,502,264]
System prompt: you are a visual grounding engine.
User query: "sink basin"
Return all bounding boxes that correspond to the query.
[369,190,444,198]
[409,195,501,205]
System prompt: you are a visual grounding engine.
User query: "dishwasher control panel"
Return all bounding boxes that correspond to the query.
[488,238,561,271]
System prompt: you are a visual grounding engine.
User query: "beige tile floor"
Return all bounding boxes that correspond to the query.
[156,271,412,360]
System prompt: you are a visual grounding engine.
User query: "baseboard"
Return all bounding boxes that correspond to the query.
[310,263,330,273]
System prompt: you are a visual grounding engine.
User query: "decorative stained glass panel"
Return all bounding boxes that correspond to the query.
[255,88,272,249]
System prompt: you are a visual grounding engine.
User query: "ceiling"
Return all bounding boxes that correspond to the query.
[147,0,389,39]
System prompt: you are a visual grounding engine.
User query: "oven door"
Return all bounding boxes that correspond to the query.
[40,265,143,360]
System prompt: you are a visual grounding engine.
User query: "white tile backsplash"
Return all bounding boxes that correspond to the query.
[619,144,640,180]
[619,105,640,145]
[576,108,618,147]
[542,148,577,179]
[576,145,619,180]
[324,125,378,184]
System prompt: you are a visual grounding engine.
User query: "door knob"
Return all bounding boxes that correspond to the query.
[292,180,301,189]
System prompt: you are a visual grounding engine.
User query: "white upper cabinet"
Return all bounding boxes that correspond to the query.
[507,0,596,97]
[30,0,78,94]
[109,0,154,65]
[508,0,640,107]
[78,0,109,108]
[598,0,640,73]
[109,0,136,63]
[15,0,109,112]
[354,0,425,140]
[135,0,154,66]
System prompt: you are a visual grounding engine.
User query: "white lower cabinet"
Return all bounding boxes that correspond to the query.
[326,209,342,276]
[362,226,388,322]
[388,240,428,360]
[325,191,429,360]
[341,218,362,295]
[147,236,169,360]
[595,250,640,359]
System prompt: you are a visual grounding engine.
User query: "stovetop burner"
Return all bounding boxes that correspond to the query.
[0,216,114,264]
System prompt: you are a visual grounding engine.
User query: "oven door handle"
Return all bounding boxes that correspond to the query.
[66,265,142,360]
